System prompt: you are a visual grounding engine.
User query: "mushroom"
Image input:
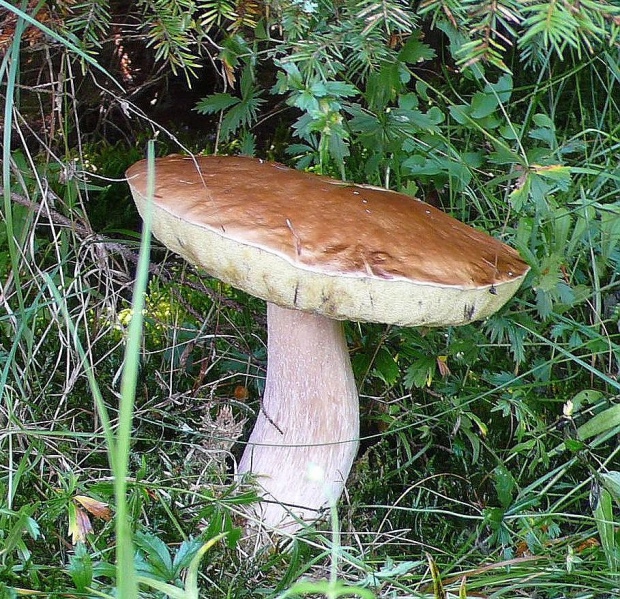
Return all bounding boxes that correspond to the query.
[126,154,529,534]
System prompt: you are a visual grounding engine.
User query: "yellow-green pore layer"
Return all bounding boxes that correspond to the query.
[126,155,530,327]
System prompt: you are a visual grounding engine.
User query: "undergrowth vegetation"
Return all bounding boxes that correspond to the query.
[1,0,620,597]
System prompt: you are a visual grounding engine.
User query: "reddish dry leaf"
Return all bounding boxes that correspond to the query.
[74,495,112,521]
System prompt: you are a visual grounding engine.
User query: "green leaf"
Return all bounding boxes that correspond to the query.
[0,504,39,557]
[401,154,442,176]
[172,537,207,576]
[0,583,17,599]
[488,73,513,103]
[564,439,586,452]
[601,472,620,501]
[218,34,250,72]
[366,64,401,110]
[404,355,436,388]
[324,81,358,98]
[402,152,477,190]
[529,127,556,146]
[470,91,498,119]
[532,164,572,189]
[274,61,304,91]
[137,534,229,599]
[398,33,436,64]
[309,81,328,97]
[360,558,423,587]
[415,79,430,101]
[328,130,350,164]
[195,93,239,114]
[238,130,257,157]
[449,104,471,125]
[570,389,604,411]
[290,89,320,112]
[220,97,264,139]
[68,543,93,592]
[183,533,228,598]
[391,105,443,133]
[600,210,620,262]
[371,347,400,386]
[135,531,174,580]
[577,404,620,442]
[136,577,187,599]
[532,113,555,129]
[592,483,620,572]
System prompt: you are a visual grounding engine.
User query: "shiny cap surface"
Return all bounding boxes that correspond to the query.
[126,155,529,326]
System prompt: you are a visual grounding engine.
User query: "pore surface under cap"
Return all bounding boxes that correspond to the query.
[126,155,529,326]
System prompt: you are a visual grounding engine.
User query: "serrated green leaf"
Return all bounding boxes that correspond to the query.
[401,155,442,176]
[238,130,256,157]
[195,93,239,114]
[371,346,400,386]
[390,107,441,133]
[220,95,264,139]
[398,34,436,64]
[324,81,358,98]
[366,64,400,110]
[529,127,556,146]
[533,165,572,190]
[291,89,320,112]
[135,531,174,580]
[171,537,205,576]
[328,131,350,164]
[309,81,328,97]
[404,355,436,388]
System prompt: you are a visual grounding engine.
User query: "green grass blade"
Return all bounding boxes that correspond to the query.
[1,2,31,376]
[42,277,115,457]
[113,140,156,596]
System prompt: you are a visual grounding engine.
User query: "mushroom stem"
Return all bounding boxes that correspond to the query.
[238,303,359,532]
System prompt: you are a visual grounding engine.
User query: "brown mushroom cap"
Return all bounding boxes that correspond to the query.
[126,154,529,326]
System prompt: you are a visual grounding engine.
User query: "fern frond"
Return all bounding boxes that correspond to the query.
[65,0,111,50]
[418,0,468,29]
[197,0,238,29]
[455,0,522,71]
[420,0,620,71]
[138,0,203,80]
[354,0,417,36]
[519,0,620,63]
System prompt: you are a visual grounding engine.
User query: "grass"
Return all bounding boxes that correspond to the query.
[2,3,620,598]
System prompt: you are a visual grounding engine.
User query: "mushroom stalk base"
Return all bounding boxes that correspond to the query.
[238,303,359,533]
